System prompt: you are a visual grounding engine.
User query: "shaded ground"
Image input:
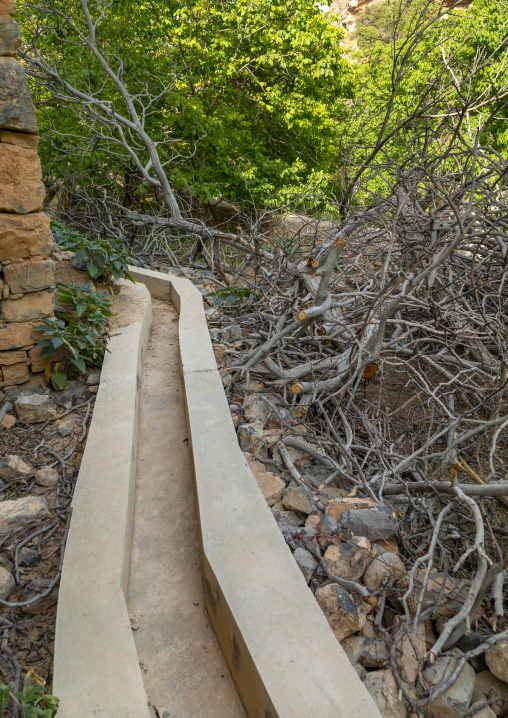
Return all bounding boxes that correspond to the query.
[128,298,245,718]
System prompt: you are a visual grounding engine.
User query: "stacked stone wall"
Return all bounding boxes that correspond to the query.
[0,0,57,387]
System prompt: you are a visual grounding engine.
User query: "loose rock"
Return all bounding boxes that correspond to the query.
[19,546,39,567]
[322,538,372,582]
[57,416,75,437]
[244,452,285,506]
[394,622,426,685]
[14,393,50,423]
[315,583,372,641]
[363,669,409,718]
[472,670,508,717]
[325,496,374,522]
[340,504,398,541]
[422,653,475,718]
[237,420,266,456]
[35,467,59,488]
[0,496,48,537]
[283,485,317,515]
[293,546,317,582]
[486,638,508,685]
[0,566,15,600]
[363,552,406,591]
[342,634,389,669]
[0,454,32,481]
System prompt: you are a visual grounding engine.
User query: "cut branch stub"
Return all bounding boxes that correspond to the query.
[362,362,378,379]
[307,256,319,268]
[290,382,304,395]
[297,310,307,321]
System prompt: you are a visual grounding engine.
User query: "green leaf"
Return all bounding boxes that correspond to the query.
[0,683,14,715]
[76,303,87,317]
[39,345,58,358]
[70,356,86,373]
[52,372,68,390]
[87,261,100,278]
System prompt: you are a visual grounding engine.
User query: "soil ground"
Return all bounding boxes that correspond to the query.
[127,298,245,718]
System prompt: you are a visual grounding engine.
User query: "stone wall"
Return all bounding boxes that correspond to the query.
[0,0,57,387]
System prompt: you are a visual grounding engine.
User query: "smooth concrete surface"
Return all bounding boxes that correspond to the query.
[53,281,152,718]
[130,267,382,718]
[127,299,245,717]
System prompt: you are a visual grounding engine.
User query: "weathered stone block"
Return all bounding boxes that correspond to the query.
[0,56,37,132]
[0,496,48,537]
[0,0,15,16]
[0,212,52,261]
[0,453,32,481]
[4,259,55,294]
[14,393,50,423]
[0,289,54,323]
[0,129,39,149]
[28,344,61,372]
[2,360,28,384]
[0,143,44,213]
[0,320,38,350]
[0,348,26,364]
[0,15,20,55]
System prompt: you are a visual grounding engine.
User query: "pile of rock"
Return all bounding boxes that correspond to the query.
[0,0,59,387]
[237,396,508,718]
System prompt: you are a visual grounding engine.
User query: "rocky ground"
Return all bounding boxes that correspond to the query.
[0,253,106,701]
[207,309,508,718]
[0,379,97,695]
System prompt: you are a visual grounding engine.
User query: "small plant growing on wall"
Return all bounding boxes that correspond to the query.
[35,282,113,389]
[51,221,134,285]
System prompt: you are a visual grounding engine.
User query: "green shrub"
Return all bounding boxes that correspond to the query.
[35,282,113,388]
[51,221,133,284]
[0,673,59,717]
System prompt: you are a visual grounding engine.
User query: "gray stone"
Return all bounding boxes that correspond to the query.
[486,638,508,684]
[293,546,317,582]
[283,486,317,515]
[272,509,305,527]
[0,454,32,481]
[35,467,59,488]
[0,57,38,133]
[86,372,100,385]
[5,385,46,402]
[0,566,14,600]
[19,546,39,567]
[316,513,338,549]
[322,540,372,583]
[57,416,75,437]
[315,583,372,641]
[14,393,50,423]
[281,525,321,558]
[52,385,92,408]
[423,653,475,718]
[0,496,48,537]
[301,465,332,488]
[364,669,409,718]
[0,15,20,56]
[340,504,397,541]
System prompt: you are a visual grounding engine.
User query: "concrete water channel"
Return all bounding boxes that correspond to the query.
[128,298,245,717]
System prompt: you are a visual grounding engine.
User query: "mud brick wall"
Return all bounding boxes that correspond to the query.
[0,0,57,387]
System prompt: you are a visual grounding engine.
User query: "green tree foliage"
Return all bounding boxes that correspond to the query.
[25,0,355,207]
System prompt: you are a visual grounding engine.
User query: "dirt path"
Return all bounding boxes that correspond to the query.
[128,298,245,718]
